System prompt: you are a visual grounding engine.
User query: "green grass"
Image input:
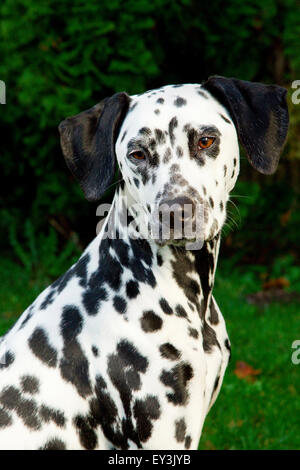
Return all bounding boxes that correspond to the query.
[199,261,300,450]
[0,254,299,450]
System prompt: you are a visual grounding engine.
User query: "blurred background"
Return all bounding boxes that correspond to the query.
[0,0,299,449]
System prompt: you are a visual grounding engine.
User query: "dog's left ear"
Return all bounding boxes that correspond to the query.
[59,92,130,201]
[203,76,289,174]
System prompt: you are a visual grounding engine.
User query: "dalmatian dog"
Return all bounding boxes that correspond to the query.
[0,76,288,450]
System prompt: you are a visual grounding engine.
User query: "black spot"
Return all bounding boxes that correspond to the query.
[224,165,227,176]
[176,146,183,158]
[121,130,127,142]
[175,305,188,319]
[225,338,231,361]
[113,236,130,266]
[170,163,180,174]
[133,395,161,442]
[188,327,199,339]
[220,201,224,212]
[125,369,141,390]
[90,375,127,448]
[150,150,160,168]
[139,127,152,136]
[82,286,107,315]
[154,109,160,115]
[127,239,156,288]
[52,253,90,294]
[209,299,219,325]
[92,345,99,357]
[126,280,140,299]
[40,405,65,427]
[219,113,231,124]
[106,341,149,449]
[157,253,163,266]
[18,307,34,330]
[159,298,173,315]
[194,243,215,317]
[154,128,165,144]
[168,117,178,147]
[0,386,41,430]
[113,295,127,314]
[0,407,12,428]
[0,350,15,370]
[141,311,163,332]
[212,374,220,395]
[185,435,192,449]
[202,321,220,353]
[160,362,193,405]
[174,97,187,107]
[74,414,98,450]
[140,166,150,185]
[159,343,181,360]
[209,197,214,209]
[133,177,140,188]
[28,328,57,368]
[20,375,39,394]
[171,248,202,314]
[231,169,235,178]
[197,90,209,99]
[59,306,92,398]
[156,98,164,104]
[40,289,56,310]
[149,137,157,151]
[163,147,172,163]
[40,438,66,450]
[117,340,148,373]
[60,305,83,342]
[175,418,186,442]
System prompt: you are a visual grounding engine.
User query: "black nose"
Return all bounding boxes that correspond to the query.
[159,196,195,230]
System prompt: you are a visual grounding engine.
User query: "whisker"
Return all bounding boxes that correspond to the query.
[105,177,125,192]
[230,194,251,199]
[228,199,241,225]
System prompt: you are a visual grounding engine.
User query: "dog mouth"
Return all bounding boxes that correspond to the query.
[150,223,204,249]
[148,200,205,248]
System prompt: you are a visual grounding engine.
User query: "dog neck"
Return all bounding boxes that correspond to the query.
[99,183,220,318]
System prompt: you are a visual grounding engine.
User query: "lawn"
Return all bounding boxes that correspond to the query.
[199,261,300,450]
[0,254,299,450]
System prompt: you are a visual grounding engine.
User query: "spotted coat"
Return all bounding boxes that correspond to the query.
[0,77,288,449]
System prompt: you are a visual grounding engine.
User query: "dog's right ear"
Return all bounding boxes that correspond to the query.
[59,92,130,202]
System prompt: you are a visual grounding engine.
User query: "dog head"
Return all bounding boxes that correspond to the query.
[59,76,289,245]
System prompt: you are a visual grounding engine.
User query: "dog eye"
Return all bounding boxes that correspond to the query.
[198,137,215,149]
[129,151,146,160]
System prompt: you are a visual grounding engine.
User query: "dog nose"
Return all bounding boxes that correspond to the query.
[159,196,195,230]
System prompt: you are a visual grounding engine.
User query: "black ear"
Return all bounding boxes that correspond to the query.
[59,92,130,201]
[203,76,289,174]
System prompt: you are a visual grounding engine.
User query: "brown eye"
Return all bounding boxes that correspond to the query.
[129,151,146,160]
[198,137,215,149]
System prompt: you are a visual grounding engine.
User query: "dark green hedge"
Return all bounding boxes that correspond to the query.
[0,0,300,255]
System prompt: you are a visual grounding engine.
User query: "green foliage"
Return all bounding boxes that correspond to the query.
[222,174,300,267]
[1,0,300,256]
[8,217,80,278]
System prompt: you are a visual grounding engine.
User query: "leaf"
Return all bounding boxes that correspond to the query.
[234,361,262,382]
[262,277,290,290]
